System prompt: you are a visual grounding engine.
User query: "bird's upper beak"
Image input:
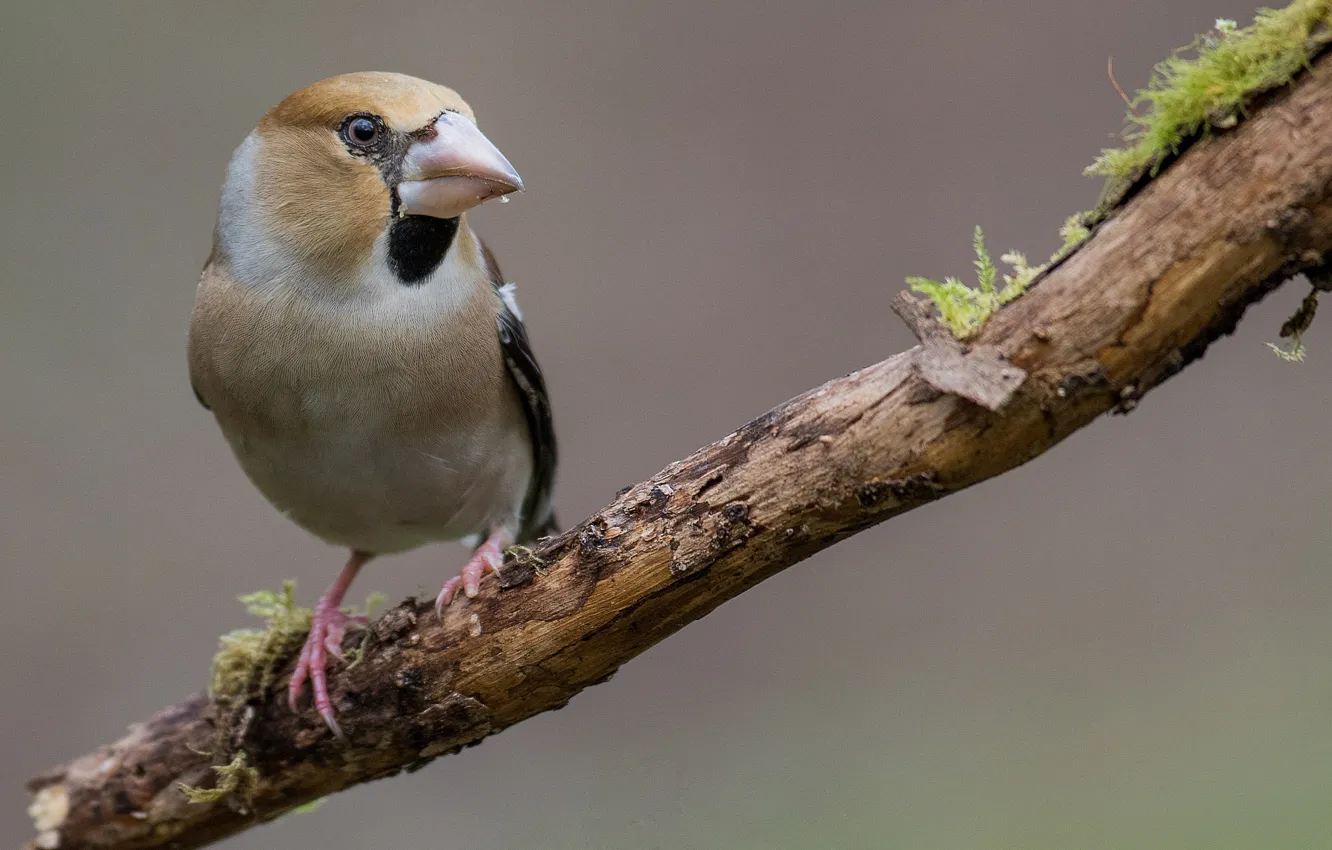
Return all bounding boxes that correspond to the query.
[396,112,523,219]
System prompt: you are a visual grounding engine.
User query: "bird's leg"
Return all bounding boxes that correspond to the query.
[288,549,372,739]
[435,528,511,615]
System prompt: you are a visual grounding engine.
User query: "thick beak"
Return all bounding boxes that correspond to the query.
[396,112,523,219]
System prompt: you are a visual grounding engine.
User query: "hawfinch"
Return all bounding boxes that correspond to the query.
[187,72,557,738]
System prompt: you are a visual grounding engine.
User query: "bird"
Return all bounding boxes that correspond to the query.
[187,72,557,738]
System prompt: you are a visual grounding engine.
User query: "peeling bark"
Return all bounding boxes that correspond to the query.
[23,48,1332,850]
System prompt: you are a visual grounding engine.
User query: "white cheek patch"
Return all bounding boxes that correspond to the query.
[498,282,523,320]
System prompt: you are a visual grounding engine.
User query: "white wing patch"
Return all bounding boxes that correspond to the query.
[498,282,523,321]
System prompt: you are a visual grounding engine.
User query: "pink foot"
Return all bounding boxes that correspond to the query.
[287,605,367,739]
[287,551,370,739]
[435,531,509,615]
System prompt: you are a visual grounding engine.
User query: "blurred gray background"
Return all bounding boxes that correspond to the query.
[5,1,1332,848]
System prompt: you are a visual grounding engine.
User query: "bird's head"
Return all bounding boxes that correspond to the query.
[214,72,522,287]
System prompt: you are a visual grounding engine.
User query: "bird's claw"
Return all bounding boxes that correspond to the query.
[434,533,508,618]
[288,605,364,740]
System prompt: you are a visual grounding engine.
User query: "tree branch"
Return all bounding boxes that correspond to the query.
[25,47,1332,850]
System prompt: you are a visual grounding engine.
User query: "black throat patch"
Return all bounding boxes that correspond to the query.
[387,213,460,285]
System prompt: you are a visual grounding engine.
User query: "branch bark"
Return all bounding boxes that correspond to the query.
[25,49,1332,850]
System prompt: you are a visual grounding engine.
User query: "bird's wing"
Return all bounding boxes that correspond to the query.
[188,262,214,410]
[481,240,558,541]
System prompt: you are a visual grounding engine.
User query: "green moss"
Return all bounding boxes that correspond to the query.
[906,224,1072,338]
[195,583,382,805]
[209,581,383,700]
[1087,0,1332,185]
[1057,212,1093,257]
[210,581,312,701]
[908,2,1330,344]
[179,753,259,807]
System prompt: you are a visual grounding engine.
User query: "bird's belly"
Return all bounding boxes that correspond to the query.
[226,416,529,555]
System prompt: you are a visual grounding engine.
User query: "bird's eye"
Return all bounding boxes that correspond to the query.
[341,115,381,149]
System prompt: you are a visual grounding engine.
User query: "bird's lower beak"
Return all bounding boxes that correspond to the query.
[396,112,524,219]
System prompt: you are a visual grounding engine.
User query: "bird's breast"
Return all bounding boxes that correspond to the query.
[188,263,530,553]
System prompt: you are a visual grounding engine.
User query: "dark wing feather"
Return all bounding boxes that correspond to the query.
[481,241,558,541]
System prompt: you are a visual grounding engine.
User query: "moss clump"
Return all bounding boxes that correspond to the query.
[201,581,381,790]
[906,223,1083,338]
[209,581,383,700]
[201,583,314,792]
[179,753,259,808]
[1056,212,1092,255]
[909,2,1331,344]
[1092,1,1331,358]
[210,581,313,701]
[1087,0,1332,185]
